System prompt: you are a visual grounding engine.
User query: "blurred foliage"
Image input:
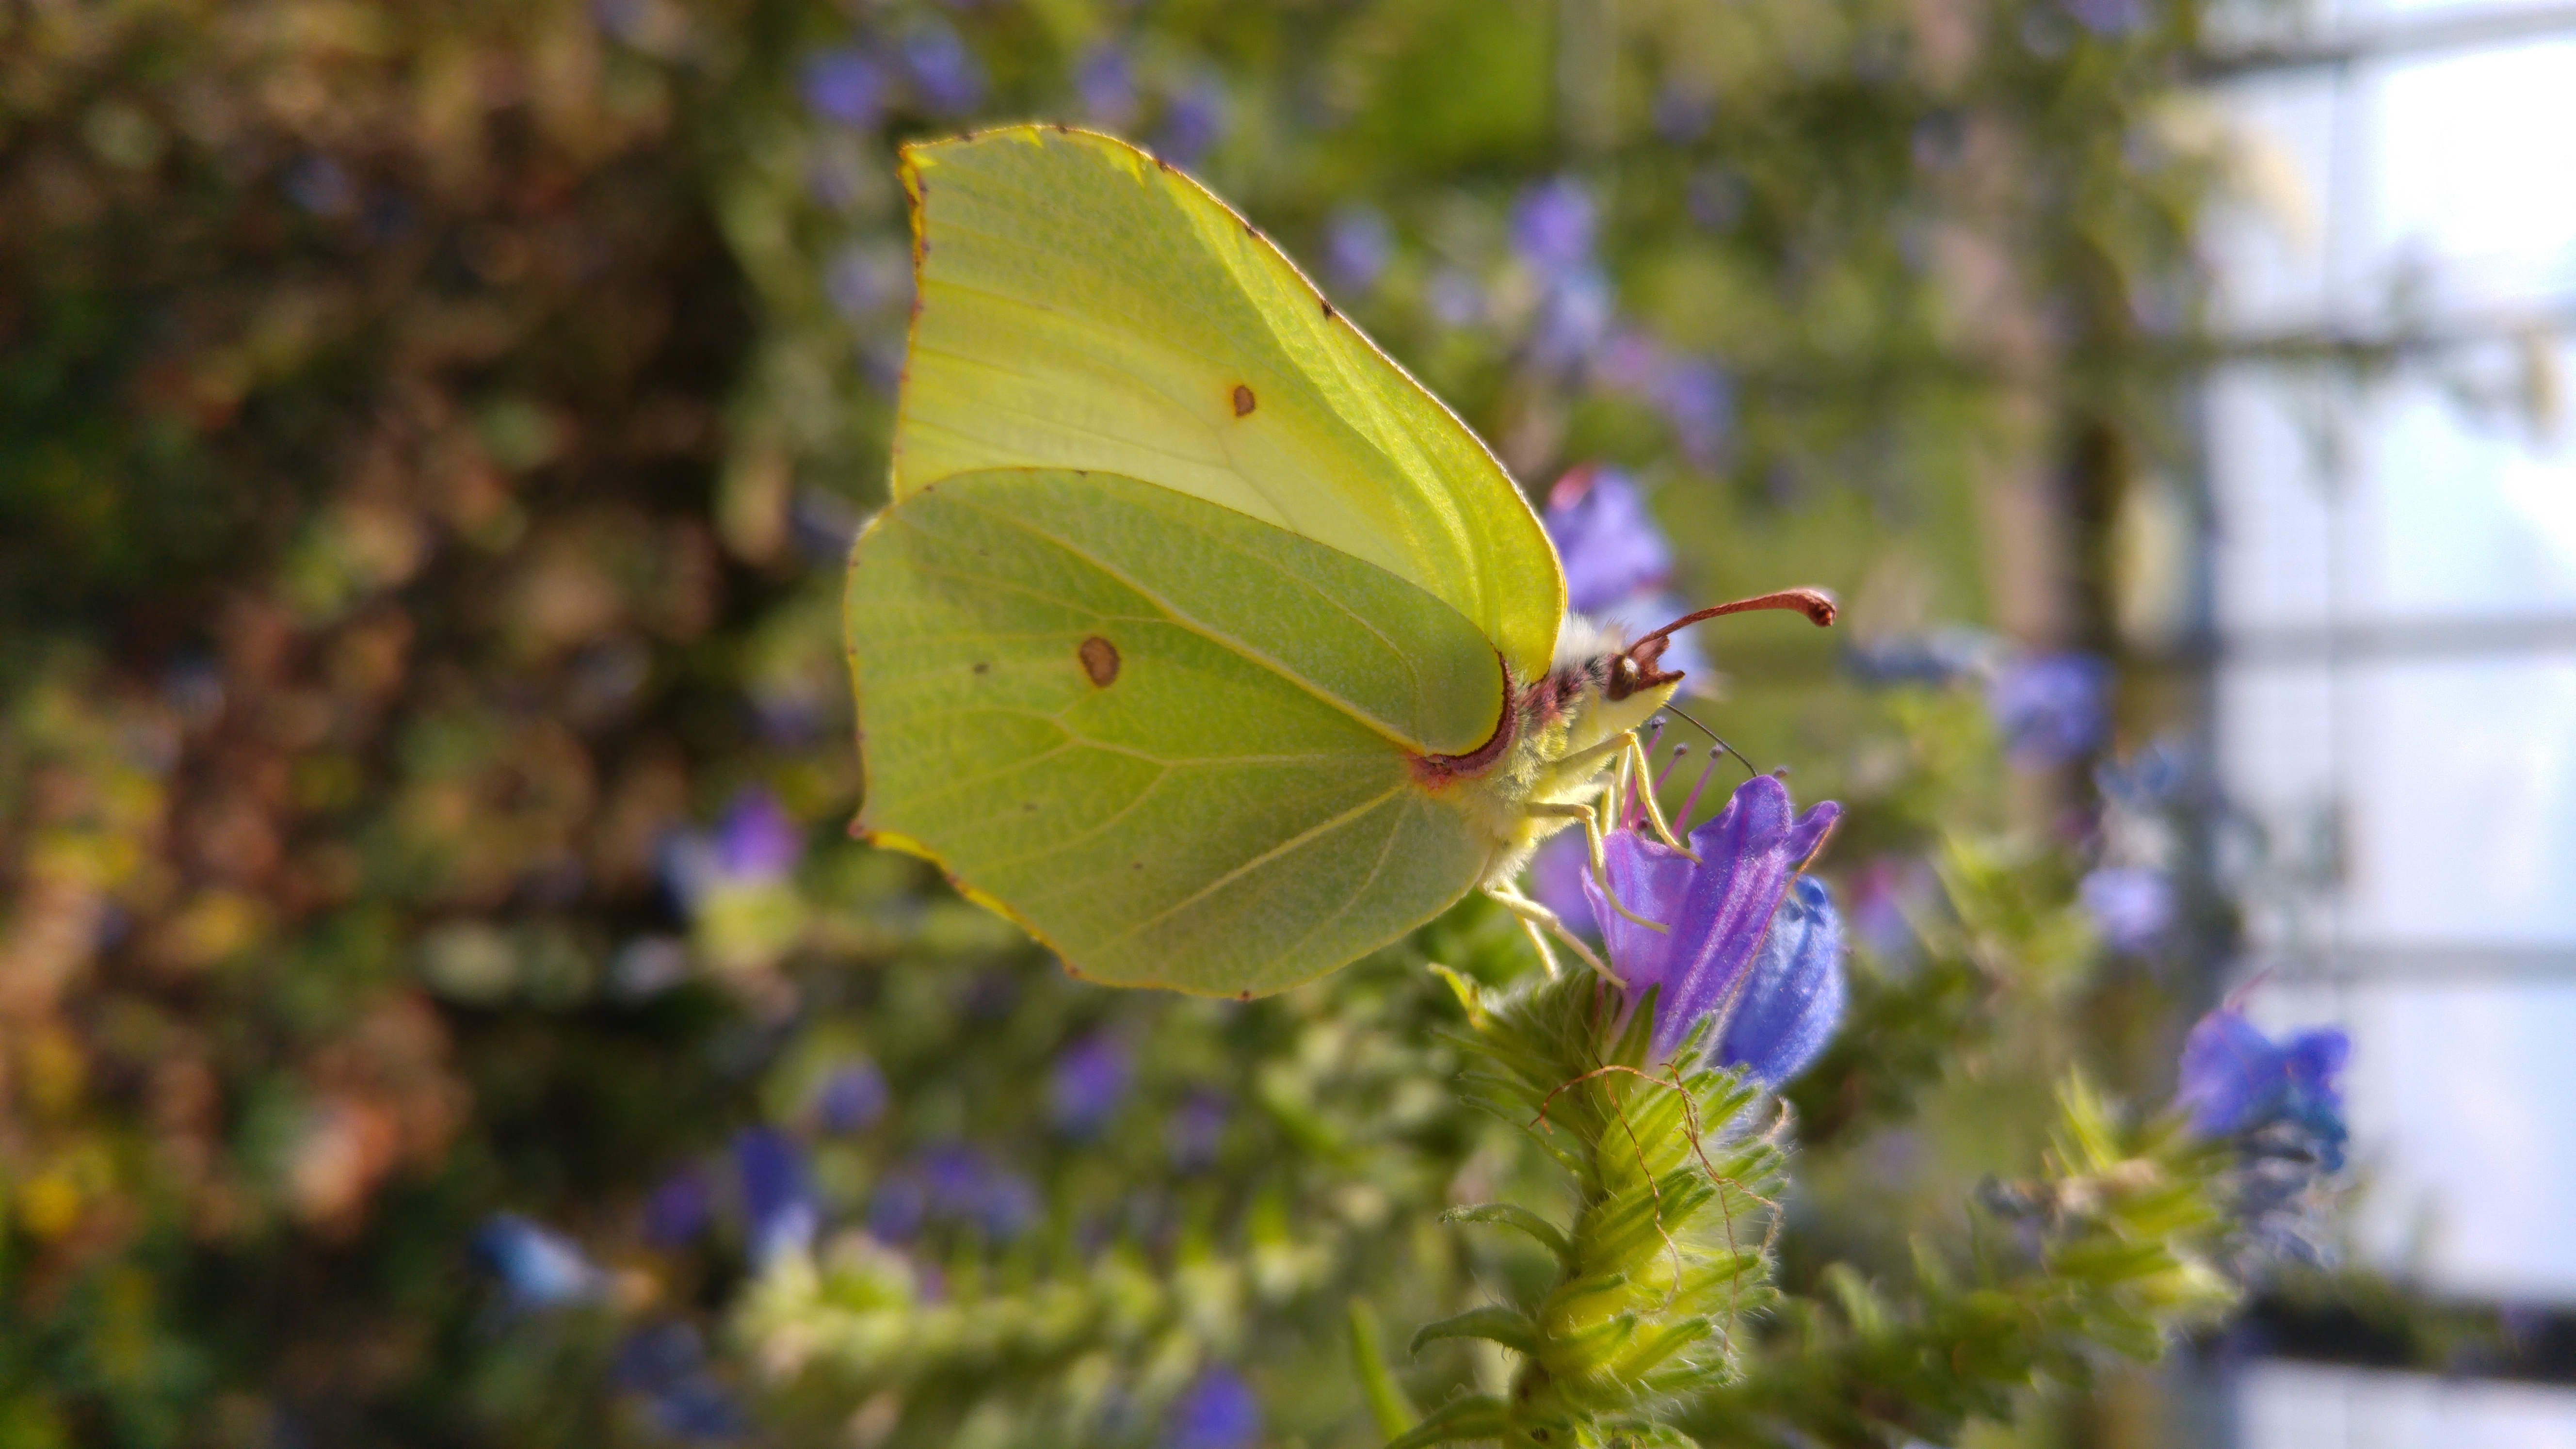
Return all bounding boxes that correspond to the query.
[0,0,2367,1444]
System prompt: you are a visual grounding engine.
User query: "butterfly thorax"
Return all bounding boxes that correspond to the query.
[1415,616,1682,889]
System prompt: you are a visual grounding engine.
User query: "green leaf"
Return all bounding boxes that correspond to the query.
[1348,1298,1420,1440]
[1409,1305,1541,1357]
[1442,1203,1573,1263]
[1382,1394,1511,1449]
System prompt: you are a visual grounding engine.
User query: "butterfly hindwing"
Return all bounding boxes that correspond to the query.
[847,469,1499,996]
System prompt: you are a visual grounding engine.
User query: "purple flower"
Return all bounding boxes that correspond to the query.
[1716,875,1847,1087]
[1166,1092,1229,1172]
[1325,205,1393,294]
[1656,359,1736,470]
[823,244,906,322]
[716,788,803,882]
[643,1166,714,1247]
[472,1214,603,1309]
[1511,177,1595,272]
[733,1127,816,1264]
[817,1058,889,1133]
[1531,265,1614,371]
[1048,1032,1134,1137]
[1842,627,2002,688]
[2080,867,2175,954]
[2060,0,2152,33]
[799,47,886,129]
[1583,775,1842,1063]
[1074,43,1138,126]
[1529,829,1597,938]
[1163,1367,1261,1449]
[1986,651,2112,767]
[901,21,984,116]
[919,1142,1038,1239]
[1847,856,1931,959]
[868,1171,927,1241]
[1157,75,1230,167]
[1543,465,1673,615]
[1427,267,1483,329]
[613,1324,744,1441]
[2175,1009,2351,1170]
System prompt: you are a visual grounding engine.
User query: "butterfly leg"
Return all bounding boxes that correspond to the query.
[1548,729,1690,854]
[1615,730,1690,854]
[1485,886,1614,982]
[1525,802,1670,935]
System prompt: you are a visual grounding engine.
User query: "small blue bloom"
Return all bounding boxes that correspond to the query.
[2175,1009,2351,1170]
[1987,651,2112,767]
[816,1058,889,1133]
[1166,1092,1229,1172]
[2095,739,2193,808]
[1655,359,1736,469]
[1427,267,1483,329]
[1542,466,1672,615]
[472,1213,603,1309]
[918,1142,1040,1240]
[2080,866,2175,953]
[1048,1032,1134,1137]
[1654,86,1714,143]
[1529,829,1597,938]
[1074,42,1138,127]
[715,789,803,881]
[1842,627,2002,688]
[2060,0,2152,33]
[1717,875,1847,1088]
[799,47,886,129]
[613,1324,744,1441]
[1584,775,1843,1063]
[1164,1367,1262,1449]
[823,243,906,322]
[733,1127,817,1264]
[868,1171,927,1241]
[1157,75,1231,167]
[1531,264,1614,371]
[901,21,985,116]
[1324,204,1394,294]
[643,1166,714,1247]
[1511,177,1595,272]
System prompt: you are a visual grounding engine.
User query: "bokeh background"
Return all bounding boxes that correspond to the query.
[3,0,2571,1444]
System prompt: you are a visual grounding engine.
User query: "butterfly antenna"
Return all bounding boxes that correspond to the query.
[1660,701,1763,783]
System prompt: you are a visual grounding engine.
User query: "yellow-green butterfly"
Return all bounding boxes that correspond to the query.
[845,125,1832,998]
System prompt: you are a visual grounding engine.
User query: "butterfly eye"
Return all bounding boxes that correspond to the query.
[1605,654,1642,701]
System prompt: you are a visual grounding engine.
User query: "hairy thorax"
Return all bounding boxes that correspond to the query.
[1410,616,1681,889]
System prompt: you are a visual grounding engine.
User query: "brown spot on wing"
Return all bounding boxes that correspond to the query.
[1079,635,1121,687]
[1231,384,1256,417]
[1320,299,1336,319]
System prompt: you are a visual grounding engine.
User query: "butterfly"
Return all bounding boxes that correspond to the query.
[844,126,1831,998]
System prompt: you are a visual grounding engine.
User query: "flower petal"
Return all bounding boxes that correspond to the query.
[1718,875,1847,1087]
[1582,826,1695,995]
[1653,776,1841,1060]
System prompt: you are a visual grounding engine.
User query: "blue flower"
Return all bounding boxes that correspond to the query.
[1542,465,1672,615]
[1842,627,2002,688]
[799,47,886,129]
[2175,1009,2350,1169]
[643,1166,713,1247]
[2080,866,2174,954]
[472,1213,604,1309]
[867,1171,927,1241]
[612,1324,744,1442]
[1166,1092,1229,1173]
[1048,1032,1133,1137]
[1583,774,1843,1063]
[1511,177,1595,272]
[733,1127,817,1264]
[1427,267,1483,329]
[1163,1367,1261,1449]
[2060,0,2152,33]
[1986,651,2112,767]
[1655,358,1735,469]
[823,243,906,322]
[816,1058,889,1134]
[919,1142,1038,1240]
[1716,875,1847,1088]
[1074,43,1138,127]
[1324,205,1393,294]
[1157,75,1230,167]
[1529,829,1597,938]
[715,789,802,880]
[285,155,354,217]
[900,21,985,116]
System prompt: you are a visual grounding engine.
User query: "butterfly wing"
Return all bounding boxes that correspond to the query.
[895,125,1563,687]
[847,469,1498,996]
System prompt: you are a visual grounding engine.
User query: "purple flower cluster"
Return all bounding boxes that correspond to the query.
[1163,1367,1261,1449]
[1987,651,2113,767]
[1048,1032,1134,1138]
[1582,774,1847,1080]
[2175,1007,2352,1261]
[735,1126,818,1265]
[871,1142,1039,1242]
